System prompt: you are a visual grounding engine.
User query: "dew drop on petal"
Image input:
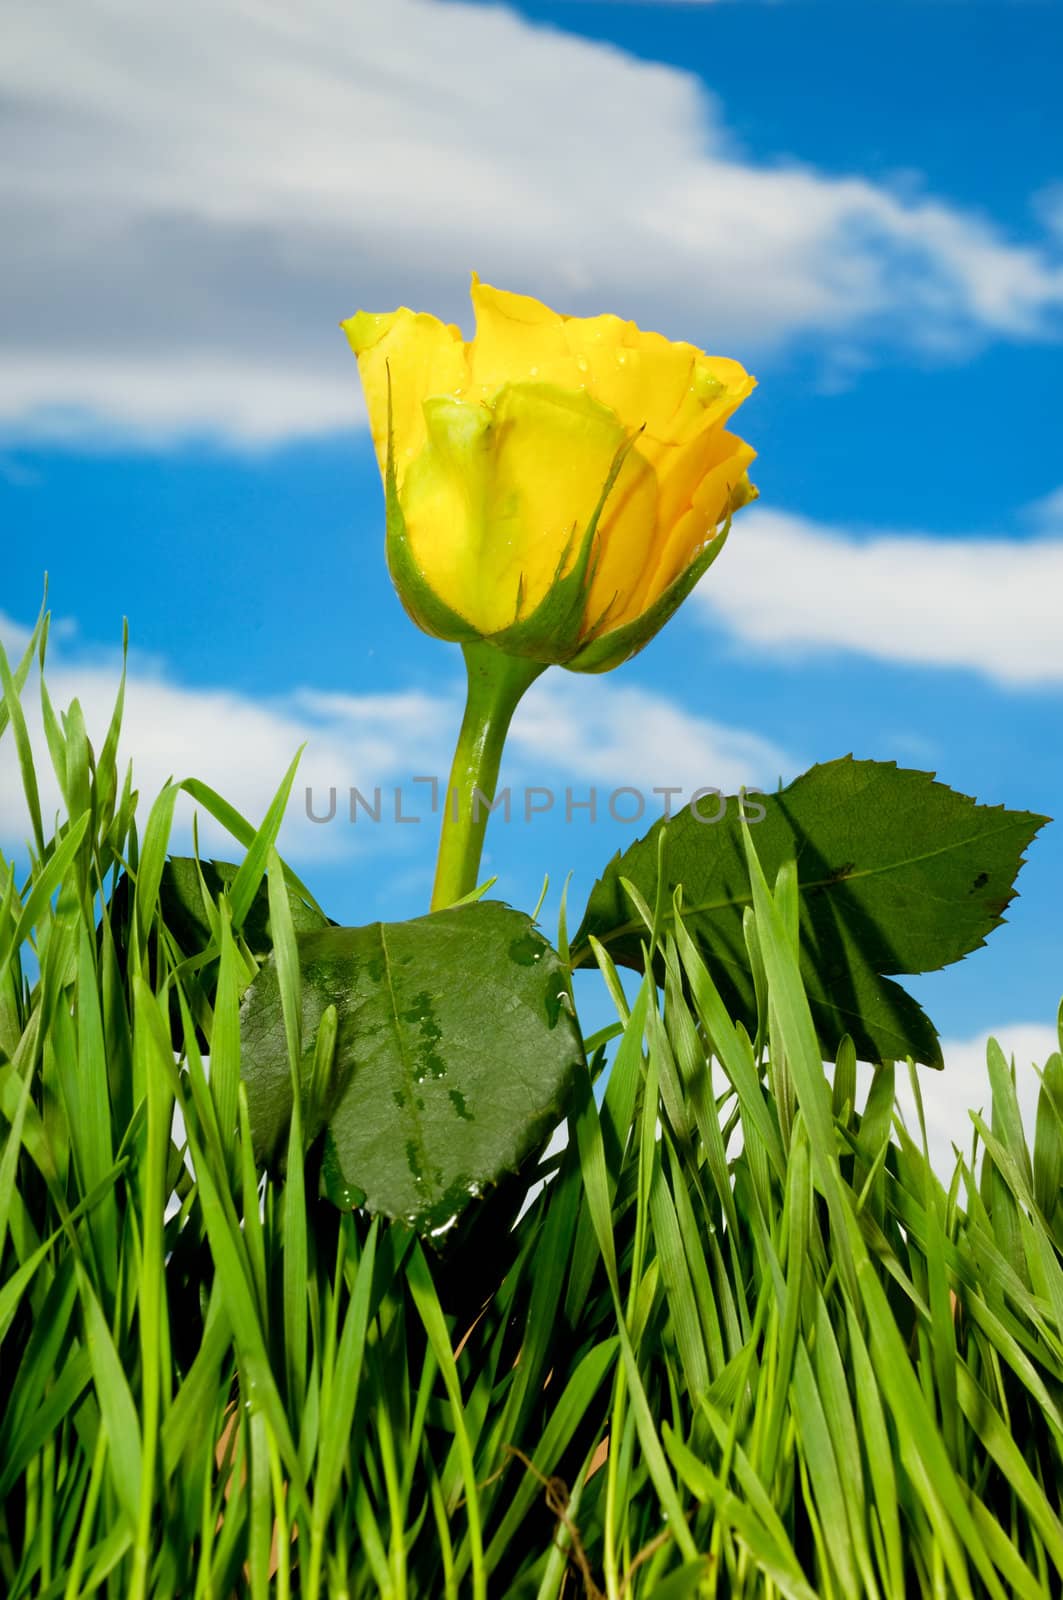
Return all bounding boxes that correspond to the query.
[694,369,725,402]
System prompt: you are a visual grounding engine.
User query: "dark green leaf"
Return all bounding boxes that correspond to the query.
[158,856,331,957]
[573,758,1048,1066]
[102,857,333,1053]
[105,854,330,988]
[239,901,583,1231]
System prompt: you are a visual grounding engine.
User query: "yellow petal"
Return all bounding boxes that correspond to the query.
[699,355,756,394]
[560,317,698,450]
[398,381,642,638]
[581,445,660,631]
[397,395,493,626]
[341,307,464,479]
[653,409,747,537]
[630,434,757,616]
[662,357,757,450]
[477,382,636,635]
[465,275,582,396]
[342,310,396,355]
[691,437,757,520]
[343,279,759,666]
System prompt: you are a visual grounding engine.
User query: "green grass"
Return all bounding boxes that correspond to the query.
[1,617,1062,1598]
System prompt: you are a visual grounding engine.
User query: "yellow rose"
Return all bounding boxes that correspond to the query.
[343,275,756,672]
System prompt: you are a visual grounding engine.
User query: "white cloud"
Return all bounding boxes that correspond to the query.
[1034,183,1063,244]
[0,359,365,452]
[0,613,796,860]
[524,1021,1062,1208]
[2,0,1062,445]
[1025,483,1063,529]
[697,505,1063,686]
[0,613,32,657]
[704,1020,1060,1186]
[510,674,794,796]
[863,1021,1061,1185]
[0,632,452,864]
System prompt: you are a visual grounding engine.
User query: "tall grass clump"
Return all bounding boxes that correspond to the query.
[1,617,1062,1597]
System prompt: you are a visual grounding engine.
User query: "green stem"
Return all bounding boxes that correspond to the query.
[431,642,546,911]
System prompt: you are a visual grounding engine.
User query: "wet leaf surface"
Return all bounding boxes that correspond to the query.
[240,901,583,1231]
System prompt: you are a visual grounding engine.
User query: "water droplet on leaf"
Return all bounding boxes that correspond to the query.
[508,932,544,967]
[449,1087,473,1121]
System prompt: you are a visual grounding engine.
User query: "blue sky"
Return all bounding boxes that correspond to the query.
[2,0,1061,1167]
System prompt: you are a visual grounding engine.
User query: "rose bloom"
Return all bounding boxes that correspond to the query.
[343,275,756,672]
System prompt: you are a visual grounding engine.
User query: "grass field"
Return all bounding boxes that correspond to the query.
[2,619,1062,1598]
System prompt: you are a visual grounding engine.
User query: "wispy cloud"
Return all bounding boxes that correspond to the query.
[0,613,796,860]
[3,0,1062,446]
[0,613,32,655]
[707,1020,1060,1185]
[526,1020,1062,1202]
[873,1021,1061,1184]
[0,624,450,863]
[697,503,1063,686]
[510,674,795,795]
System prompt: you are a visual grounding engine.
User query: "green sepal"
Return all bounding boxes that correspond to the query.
[566,515,733,674]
